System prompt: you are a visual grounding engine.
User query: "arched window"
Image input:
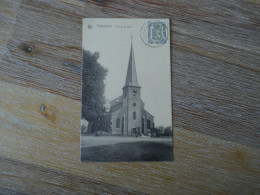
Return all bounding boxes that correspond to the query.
[116,118,120,128]
[133,103,136,107]
[133,112,136,120]
[147,119,151,129]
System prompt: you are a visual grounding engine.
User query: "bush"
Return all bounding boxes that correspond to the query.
[95,131,110,136]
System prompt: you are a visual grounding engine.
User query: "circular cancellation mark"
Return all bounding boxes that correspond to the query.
[140,20,169,48]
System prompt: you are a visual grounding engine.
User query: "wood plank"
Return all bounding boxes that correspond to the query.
[0,0,21,59]
[245,0,260,4]
[0,81,259,194]
[172,46,260,147]
[0,0,82,100]
[1,0,259,99]
[1,0,259,146]
[0,157,145,195]
[59,0,260,51]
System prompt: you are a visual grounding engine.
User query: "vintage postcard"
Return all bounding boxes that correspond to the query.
[81,18,173,162]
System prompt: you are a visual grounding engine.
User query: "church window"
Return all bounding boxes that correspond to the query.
[132,90,137,96]
[133,103,136,107]
[133,112,136,120]
[116,118,120,128]
[147,119,151,129]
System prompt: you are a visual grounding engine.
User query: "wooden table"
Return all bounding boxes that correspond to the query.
[1,0,259,194]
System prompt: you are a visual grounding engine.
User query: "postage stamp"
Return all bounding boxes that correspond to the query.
[140,20,169,47]
[148,21,168,44]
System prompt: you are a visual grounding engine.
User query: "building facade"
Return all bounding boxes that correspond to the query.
[109,41,154,136]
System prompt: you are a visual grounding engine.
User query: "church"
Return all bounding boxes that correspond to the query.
[108,40,154,136]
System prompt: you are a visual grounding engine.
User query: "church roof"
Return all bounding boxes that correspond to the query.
[109,95,123,106]
[144,109,154,118]
[124,40,140,88]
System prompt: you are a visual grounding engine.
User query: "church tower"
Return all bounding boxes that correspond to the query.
[123,37,141,98]
[122,37,142,135]
[108,36,154,136]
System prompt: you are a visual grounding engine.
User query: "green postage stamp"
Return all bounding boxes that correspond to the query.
[148,21,168,45]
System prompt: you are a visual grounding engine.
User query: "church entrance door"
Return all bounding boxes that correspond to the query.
[133,128,137,137]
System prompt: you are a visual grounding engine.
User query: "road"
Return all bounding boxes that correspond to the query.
[81,135,173,148]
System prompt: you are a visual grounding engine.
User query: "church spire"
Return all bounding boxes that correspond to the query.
[124,36,140,87]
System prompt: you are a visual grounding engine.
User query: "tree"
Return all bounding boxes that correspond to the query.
[157,126,164,134]
[164,126,172,136]
[81,50,108,123]
[157,126,164,130]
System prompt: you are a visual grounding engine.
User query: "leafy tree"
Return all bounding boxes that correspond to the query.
[156,126,164,133]
[164,126,172,136]
[81,50,108,122]
[157,126,164,130]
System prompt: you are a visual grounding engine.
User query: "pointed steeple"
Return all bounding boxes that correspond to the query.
[124,36,140,87]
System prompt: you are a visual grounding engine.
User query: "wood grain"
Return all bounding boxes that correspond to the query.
[1,0,260,147]
[0,157,145,195]
[0,0,21,60]
[1,0,260,194]
[1,81,260,194]
[172,46,260,147]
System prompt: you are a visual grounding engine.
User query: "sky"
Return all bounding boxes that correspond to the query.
[82,19,172,127]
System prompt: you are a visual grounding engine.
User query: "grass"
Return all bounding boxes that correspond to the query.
[81,141,173,162]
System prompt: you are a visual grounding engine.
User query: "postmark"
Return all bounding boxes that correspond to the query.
[140,20,168,47]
